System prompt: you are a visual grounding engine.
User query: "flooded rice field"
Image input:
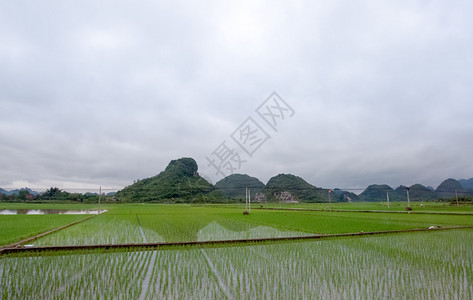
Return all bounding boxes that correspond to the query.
[2,229,472,299]
[0,209,106,215]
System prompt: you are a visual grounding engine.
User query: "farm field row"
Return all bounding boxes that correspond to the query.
[2,229,472,299]
[2,203,473,247]
[259,201,473,212]
[32,212,314,246]
[3,201,471,212]
[0,215,90,247]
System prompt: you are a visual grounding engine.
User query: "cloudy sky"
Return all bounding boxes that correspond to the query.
[1,0,472,192]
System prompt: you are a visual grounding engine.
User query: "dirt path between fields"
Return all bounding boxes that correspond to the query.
[2,225,472,256]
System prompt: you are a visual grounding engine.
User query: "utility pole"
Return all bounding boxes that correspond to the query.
[387,191,390,208]
[245,187,248,211]
[406,187,410,208]
[98,185,102,214]
[249,189,251,213]
[456,190,459,207]
[328,190,331,204]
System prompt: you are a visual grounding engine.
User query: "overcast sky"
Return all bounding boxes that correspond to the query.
[1,0,472,192]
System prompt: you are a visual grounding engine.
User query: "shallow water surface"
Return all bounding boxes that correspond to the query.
[0,209,106,215]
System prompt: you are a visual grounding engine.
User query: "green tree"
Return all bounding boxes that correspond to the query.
[41,187,65,200]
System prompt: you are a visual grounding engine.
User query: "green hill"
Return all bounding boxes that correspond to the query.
[459,178,473,191]
[394,185,410,201]
[358,180,469,202]
[332,188,360,202]
[436,178,466,199]
[359,184,399,202]
[264,174,327,203]
[214,174,265,200]
[407,184,437,201]
[115,157,213,202]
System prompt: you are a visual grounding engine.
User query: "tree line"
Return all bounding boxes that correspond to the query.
[0,187,111,203]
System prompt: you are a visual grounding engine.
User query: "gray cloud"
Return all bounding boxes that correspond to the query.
[1,1,473,191]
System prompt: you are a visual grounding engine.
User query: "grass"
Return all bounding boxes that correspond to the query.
[0,215,89,247]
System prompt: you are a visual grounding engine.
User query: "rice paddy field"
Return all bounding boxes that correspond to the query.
[1,202,473,299]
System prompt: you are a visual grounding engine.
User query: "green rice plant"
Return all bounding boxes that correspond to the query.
[0,250,152,299]
[2,204,473,299]
[144,247,225,299]
[0,214,88,246]
[33,215,165,246]
[202,229,473,299]
[8,204,472,247]
[3,229,471,299]
[261,201,473,213]
[110,204,473,243]
[196,221,312,241]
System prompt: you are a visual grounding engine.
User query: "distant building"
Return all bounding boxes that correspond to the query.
[274,191,298,203]
[253,192,266,203]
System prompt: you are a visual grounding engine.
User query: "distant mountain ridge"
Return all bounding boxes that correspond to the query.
[407,184,437,201]
[359,184,400,202]
[357,178,471,202]
[436,178,466,199]
[215,174,265,200]
[459,178,473,191]
[0,187,39,196]
[2,157,472,203]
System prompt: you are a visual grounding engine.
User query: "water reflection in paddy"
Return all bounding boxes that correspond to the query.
[0,209,106,215]
[197,221,312,241]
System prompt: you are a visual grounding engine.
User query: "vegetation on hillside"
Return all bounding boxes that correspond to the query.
[0,187,102,203]
[265,174,327,203]
[214,174,265,200]
[358,184,398,202]
[114,157,216,203]
[436,178,467,199]
[358,179,472,202]
[2,158,472,203]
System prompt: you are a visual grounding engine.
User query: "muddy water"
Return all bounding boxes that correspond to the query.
[0,209,106,215]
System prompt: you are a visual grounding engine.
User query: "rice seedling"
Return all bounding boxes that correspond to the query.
[143,247,225,299]
[33,215,165,246]
[202,229,473,299]
[196,221,312,241]
[3,229,471,299]
[0,215,88,246]
[2,203,472,299]
[0,250,152,299]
